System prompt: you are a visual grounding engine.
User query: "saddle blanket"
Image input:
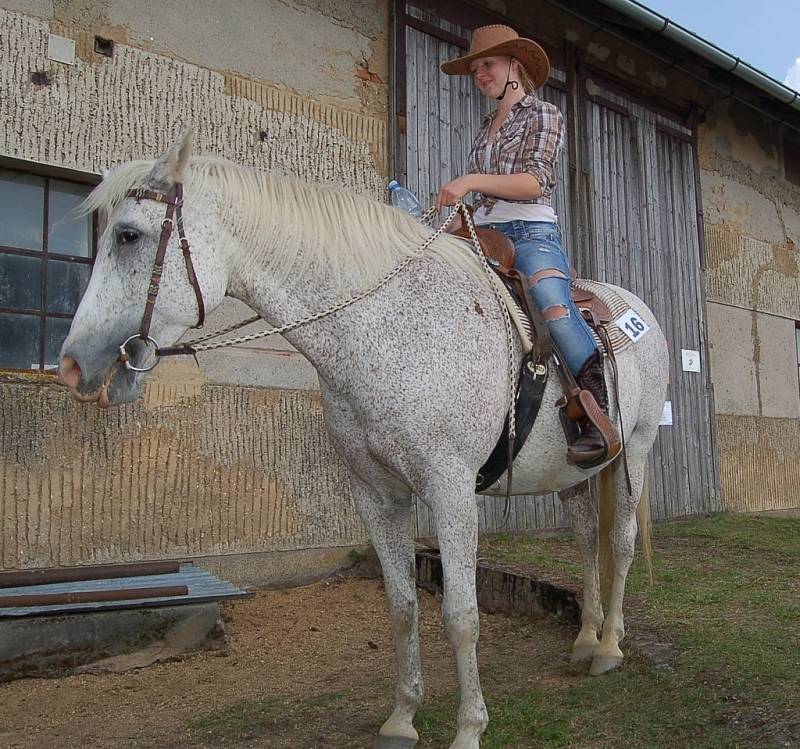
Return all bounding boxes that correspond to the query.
[571,278,636,355]
[490,275,635,357]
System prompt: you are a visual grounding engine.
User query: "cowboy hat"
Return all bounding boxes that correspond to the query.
[440,24,550,89]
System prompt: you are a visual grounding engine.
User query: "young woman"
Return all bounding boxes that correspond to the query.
[438,24,618,466]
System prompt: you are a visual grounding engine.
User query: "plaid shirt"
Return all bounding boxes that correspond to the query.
[468,93,565,215]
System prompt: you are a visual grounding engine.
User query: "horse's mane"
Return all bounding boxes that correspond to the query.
[83,156,486,293]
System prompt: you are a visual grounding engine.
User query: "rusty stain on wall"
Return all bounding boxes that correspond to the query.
[716,415,800,512]
[771,237,799,277]
[142,360,207,410]
[0,383,366,571]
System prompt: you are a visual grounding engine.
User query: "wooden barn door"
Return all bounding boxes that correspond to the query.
[580,78,720,517]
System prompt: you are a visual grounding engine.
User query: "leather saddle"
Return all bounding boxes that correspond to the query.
[452,227,613,323]
[453,224,621,492]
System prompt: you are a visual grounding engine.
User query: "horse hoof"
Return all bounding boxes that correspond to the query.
[571,644,597,663]
[374,736,418,749]
[590,654,624,675]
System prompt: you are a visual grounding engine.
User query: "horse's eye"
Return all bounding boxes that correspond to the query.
[118,229,140,245]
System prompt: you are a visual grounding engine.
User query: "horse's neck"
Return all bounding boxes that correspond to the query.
[225,242,350,374]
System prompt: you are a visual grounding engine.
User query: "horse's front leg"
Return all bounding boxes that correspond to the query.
[560,480,604,663]
[351,477,423,749]
[427,474,488,749]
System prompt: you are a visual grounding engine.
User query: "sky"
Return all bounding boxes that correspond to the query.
[640,0,800,91]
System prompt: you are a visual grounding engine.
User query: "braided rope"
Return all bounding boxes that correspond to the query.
[185,203,459,353]
[171,201,518,445]
[456,208,518,445]
[186,314,262,345]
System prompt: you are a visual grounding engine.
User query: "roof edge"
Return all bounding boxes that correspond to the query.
[596,0,800,113]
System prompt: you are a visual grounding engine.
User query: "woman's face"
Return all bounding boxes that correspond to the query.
[470,55,516,99]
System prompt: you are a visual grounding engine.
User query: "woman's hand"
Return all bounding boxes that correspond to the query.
[435,175,475,212]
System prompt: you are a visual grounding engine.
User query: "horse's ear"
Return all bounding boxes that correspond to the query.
[148,130,194,190]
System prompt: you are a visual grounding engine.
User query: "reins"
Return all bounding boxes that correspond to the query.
[117,185,520,517]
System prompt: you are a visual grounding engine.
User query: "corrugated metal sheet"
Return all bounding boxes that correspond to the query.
[0,564,250,618]
[583,83,719,518]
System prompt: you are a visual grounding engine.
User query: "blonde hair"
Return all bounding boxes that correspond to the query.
[512,58,537,93]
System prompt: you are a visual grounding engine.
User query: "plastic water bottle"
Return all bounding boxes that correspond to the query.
[388,180,423,219]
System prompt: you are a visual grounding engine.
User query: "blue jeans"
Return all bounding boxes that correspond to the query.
[480,220,597,375]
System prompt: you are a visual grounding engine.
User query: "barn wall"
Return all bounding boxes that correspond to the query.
[0,1,390,570]
[698,100,800,512]
[0,375,369,570]
[2,0,798,572]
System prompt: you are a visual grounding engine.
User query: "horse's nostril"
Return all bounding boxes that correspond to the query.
[59,355,82,390]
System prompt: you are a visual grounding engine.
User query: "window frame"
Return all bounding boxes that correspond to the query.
[0,158,99,373]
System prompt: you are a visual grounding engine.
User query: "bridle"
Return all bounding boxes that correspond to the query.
[117,183,206,372]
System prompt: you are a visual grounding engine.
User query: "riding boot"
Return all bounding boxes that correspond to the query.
[567,350,619,466]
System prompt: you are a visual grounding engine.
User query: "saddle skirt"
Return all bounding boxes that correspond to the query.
[570,279,636,356]
[484,270,636,358]
[453,230,635,357]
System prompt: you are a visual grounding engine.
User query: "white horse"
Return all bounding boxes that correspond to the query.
[59,133,668,749]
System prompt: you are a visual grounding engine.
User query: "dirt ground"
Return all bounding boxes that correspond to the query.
[0,575,581,749]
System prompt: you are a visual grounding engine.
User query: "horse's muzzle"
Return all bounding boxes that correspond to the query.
[58,345,141,407]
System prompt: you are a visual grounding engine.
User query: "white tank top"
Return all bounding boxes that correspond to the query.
[474,200,558,225]
[474,145,558,225]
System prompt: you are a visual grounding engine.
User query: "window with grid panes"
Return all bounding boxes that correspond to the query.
[0,168,96,370]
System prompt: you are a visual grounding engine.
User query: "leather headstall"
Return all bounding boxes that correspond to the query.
[117,183,206,371]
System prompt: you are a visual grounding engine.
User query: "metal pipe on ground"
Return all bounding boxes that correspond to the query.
[0,561,183,588]
[0,586,189,608]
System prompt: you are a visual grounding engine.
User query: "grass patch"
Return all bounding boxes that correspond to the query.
[415,660,747,748]
[190,692,344,740]
[480,533,582,577]
[473,514,800,748]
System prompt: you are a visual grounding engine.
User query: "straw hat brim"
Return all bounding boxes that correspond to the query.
[440,38,550,89]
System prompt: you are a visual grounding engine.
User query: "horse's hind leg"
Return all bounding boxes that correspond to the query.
[427,474,488,749]
[591,455,649,676]
[351,477,422,749]
[560,480,604,663]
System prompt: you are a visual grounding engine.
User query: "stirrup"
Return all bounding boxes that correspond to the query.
[561,391,621,469]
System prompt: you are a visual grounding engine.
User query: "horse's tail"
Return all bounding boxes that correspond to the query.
[637,462,654,584]
[598,460,653,606]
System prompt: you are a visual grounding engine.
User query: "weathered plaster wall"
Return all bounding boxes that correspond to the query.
[715,415,800,513]
[0,377,367,570]
[699,99,800,511]
[0,4,390,391]
[707,304,799,419]
[1,0,389,118]
[0,3,392,569]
